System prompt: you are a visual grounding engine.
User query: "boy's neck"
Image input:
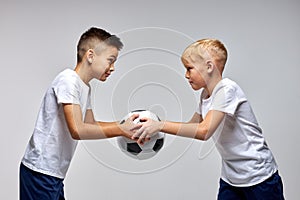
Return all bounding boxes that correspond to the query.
[205,75,223,98]
[74,63,92,85]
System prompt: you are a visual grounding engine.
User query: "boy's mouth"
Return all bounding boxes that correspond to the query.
[105,72,111,77]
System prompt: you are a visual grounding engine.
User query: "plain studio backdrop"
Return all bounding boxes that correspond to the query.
[1,0,299,199]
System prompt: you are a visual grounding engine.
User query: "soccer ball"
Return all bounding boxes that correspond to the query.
[117,110,165,160]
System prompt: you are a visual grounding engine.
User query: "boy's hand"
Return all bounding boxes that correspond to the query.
[131,117,163,145]
[120,114,142,139]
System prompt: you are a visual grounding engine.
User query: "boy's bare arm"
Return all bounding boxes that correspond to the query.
[162,110,224,140]
[134,110,224,144]
[188,112,203,123]
[63,104,140,140]
[84,109,97,124]
[84,109,118,126]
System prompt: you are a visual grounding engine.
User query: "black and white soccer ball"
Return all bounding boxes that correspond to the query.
[117,110,165,160]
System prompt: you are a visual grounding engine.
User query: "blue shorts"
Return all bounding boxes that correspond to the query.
[218,171,284,200]
[19,163,65,200]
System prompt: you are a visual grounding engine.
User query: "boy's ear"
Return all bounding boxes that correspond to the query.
[86,49,94,64]
[206,60,214,73]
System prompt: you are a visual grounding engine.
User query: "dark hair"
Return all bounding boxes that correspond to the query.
[77,27,123,63]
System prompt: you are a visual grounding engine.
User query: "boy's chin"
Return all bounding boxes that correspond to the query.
[190,83,201,91]
[99,76,107,82]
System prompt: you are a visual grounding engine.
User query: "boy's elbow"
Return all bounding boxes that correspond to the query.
[195,126,211,141]
[69,128,81,140]
[71,132,81,140]
[195,133,209,141]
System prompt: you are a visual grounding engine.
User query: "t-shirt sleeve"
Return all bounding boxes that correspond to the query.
[210,84,242,115]
[86,91,92,110]
[196,90,204,115]
[196,102,201,114]
[53,77,81,105]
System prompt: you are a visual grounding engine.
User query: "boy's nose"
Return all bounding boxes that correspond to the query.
[185,71,190,79]
[109,64,115,72]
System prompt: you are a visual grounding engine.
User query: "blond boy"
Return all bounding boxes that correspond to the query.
[134,39,285,199]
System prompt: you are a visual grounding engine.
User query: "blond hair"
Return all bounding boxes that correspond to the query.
[182,39,228,73]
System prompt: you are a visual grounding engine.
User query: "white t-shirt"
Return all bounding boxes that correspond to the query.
[197,78,278,187]
[22,69,91,179]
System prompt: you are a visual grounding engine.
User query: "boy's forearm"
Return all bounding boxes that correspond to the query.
[72,121,124,140]
[97,121,124,138]
[161,121,208,140]
[160,110,225,141]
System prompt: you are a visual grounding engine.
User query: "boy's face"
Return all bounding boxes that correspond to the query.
[92,45,119,82]
[181,54,207,91]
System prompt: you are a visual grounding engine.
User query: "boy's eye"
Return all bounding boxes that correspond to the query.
[108,59,114,64]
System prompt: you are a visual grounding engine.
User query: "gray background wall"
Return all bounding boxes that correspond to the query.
[1,0,299,199]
